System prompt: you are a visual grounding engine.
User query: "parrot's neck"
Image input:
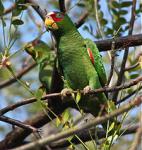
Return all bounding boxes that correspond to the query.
[53,28,83,50]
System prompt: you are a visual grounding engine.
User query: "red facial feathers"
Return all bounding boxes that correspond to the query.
[48,12,64,22]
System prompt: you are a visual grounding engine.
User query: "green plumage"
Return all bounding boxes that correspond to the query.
[24,40,54,92]
[45,12,108,116]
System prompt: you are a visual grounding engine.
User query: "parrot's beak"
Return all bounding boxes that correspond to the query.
[45,17,58,30]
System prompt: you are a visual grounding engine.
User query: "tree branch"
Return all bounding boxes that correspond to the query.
[50,124,139,148]
[0,62,36,89]
[26,0,46,20]
[0,76,142,116]
[117,85,142,105]
[129,127,142,150]
[3,4,16,15]
[13,96,142,150]
[0,116,37,132]
[125,62,139,71]
[0,109,67,149]
[75,11,89,28]
[96,34,142,52]
[59,0,66,13]
[107,41,116,85]
[129,117,142,150]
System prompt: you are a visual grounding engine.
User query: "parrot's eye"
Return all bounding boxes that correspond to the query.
[56,13,64,19]
[46,15,51,19]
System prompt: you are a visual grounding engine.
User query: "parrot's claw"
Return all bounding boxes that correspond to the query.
[83,86,92,95]
[61,88,73,99]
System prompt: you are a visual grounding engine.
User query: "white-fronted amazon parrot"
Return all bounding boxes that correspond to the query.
[24,39,55,92]
[44,11,109,120]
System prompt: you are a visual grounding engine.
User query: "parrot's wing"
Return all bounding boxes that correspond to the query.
[84,38,107,87]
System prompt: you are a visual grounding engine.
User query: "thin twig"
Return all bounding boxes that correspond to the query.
[129,116,142,150]
[112,0,137,102]
[0,62,36,89]
[0,116,37,132]
[0,76,142,115]
[117,85,142,105]
[26,0,46,20]
[75,11,89,28]
[107,41,116,85]
[3,4,16,15]
[94,0,105,38]
[125,62,139,71]
[13,96,142,150]
[59,0,66,13]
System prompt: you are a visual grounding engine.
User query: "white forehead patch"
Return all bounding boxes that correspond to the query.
[47,12,55,16]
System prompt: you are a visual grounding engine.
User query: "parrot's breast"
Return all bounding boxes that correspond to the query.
[58,46,94,90]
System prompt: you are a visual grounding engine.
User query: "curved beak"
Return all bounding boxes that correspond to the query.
[45,17,58,30]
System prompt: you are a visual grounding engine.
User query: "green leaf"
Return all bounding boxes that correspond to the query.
[99,11,104,18]
[62,109,71,124]
[35,88,44,101]
[119,10,128,15]
[119,17,127,24]
[12,18,24,25]
[83,25,90,33]
[108,122,115,133]
[111,8,119,16]
[13,9,21,16]
[75,91,81,103]
[77,3,85,7]
[0,0,4,15]
[107,135,118,144]
[111,1,120,8]
[101,19,108,25]
[130,73,139,79]
[1,17,6,27]
[56,117,61,127]
[106,27,113,35]
[121,1,132,7]
[107,100,116,112]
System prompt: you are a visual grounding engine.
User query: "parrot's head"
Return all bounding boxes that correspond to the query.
[24,41,36,58]
[45,11,75,34]
[24,40,51,62]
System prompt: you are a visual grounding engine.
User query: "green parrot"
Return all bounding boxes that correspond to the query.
[24,39,55,92]
[44,11,108,118]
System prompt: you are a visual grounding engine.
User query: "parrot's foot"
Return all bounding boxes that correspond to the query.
[83,85,92,95]
[61,88,73,99]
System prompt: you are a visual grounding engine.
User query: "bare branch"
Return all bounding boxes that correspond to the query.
[26,0,46,20]
[75,11,89,28]
[0,116,37,132]
[0,62,36,89]
[117,85,142,105]
[96,34,142,52]
[0,110,66,149]
[129,118,142,150]
[13,96,142,150]
[112,0,137,101]
[125,63,139,71]
[59,0,66,13]
[0,76,142,115]
[3,4,16,15]
[50,124,139,148]
[107,41,116,85]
